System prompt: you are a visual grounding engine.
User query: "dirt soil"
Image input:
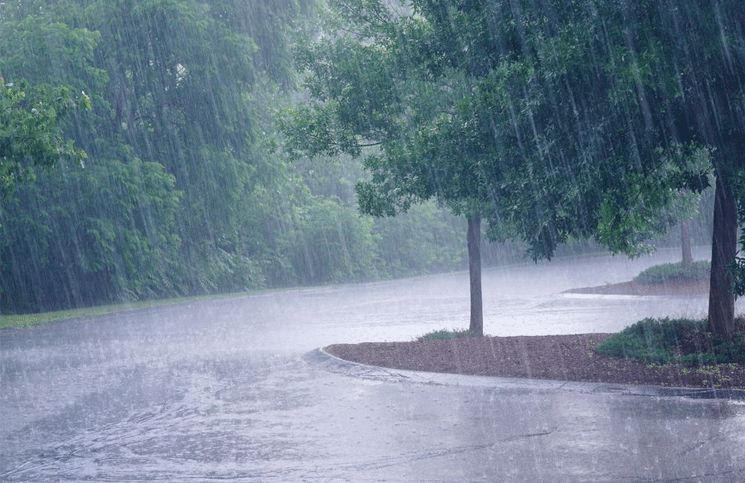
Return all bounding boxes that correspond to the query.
[326,334,745,389]
[565,279,709,296]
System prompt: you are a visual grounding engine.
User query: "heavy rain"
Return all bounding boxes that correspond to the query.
[1,1,745,480]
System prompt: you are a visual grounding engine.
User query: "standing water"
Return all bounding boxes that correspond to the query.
[2,249,744,480]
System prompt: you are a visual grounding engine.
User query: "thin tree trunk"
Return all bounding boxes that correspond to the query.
[467,216,483,337]
[681,219,693,266]
[708,175,738,339]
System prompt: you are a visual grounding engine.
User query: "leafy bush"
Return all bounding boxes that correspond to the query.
[634,261,710,285]
[416,328,475,342]
[597,317,745,365]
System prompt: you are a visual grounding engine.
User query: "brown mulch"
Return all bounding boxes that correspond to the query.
[326,334,745,389]
[565,279,708,296]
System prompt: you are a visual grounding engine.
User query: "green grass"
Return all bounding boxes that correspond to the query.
[633,261,710,285]
[0,291,251,330]
[596,317,745,366]
[416,328,475,342]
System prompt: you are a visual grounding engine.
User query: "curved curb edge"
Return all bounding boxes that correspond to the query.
[305,347,745,401]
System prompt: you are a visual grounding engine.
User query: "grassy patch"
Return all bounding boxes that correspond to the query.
[597,317,745,365]
[0,291,250,330]
[634,261,710,285]
[416,328,475,342]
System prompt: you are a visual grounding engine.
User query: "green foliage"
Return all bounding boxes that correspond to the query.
[0,157,181,312]
[0,81,88,193]
[406,1,741,261]
[0,0,499,315]
[275,155,470,285]
[374,202,467,277]
[597,318,708,364]
[4,0,741,317]
[0,14,105,91]
[287,197,380,284]
[416,328,474,342]
[0,0,372,312]
[284,1,490,227]
[597,147,713,257]
[597,318,745,365]
[708,335,745,365]
[285,0,727,264]
[289,0,745,337]
[634,261,711,285]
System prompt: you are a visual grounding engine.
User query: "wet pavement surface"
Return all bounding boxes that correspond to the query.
[2,249,745,481]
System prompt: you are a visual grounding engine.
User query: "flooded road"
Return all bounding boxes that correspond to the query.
[2,249,745,480]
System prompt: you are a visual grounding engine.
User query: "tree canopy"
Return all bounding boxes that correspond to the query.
[0,81,89,194]
[1,0,740,332]
[287,0,744,337]
[0,0,479,312]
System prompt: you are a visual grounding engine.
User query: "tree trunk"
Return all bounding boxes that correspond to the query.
[707,175,738,339]
[680,219,693,266]
[467,216,483,337]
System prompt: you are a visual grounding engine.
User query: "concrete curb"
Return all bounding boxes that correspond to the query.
[306,347,745,401]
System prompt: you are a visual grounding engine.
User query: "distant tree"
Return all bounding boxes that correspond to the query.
[0,8,183,312]
[81,0,322,294]
[0,156,182,312]
[0,0,320,309]
[0,0,482,312]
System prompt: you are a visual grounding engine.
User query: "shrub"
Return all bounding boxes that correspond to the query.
[597,317,745,365]
[416,328,475,342]
[634,261,710,285]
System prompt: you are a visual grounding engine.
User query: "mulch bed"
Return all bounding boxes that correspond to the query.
[326,334,745,389]
[565,279,708,296]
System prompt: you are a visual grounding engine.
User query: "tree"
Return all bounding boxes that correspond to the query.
[533,1,741,338]
[0,156,182,312]
[0,0,325,310]
[83,0,326,295]
[291,0,745,340]
[0,6,183,311]
[452,0,744,338]
[284,1,494,335]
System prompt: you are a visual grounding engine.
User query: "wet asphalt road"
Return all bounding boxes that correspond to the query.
[2,248,745,481]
